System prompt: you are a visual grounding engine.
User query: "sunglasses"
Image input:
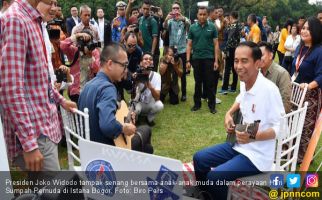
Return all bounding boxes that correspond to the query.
[127,44,136,49]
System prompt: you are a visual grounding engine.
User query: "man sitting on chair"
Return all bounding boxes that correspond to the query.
[193,41,285,199]
[78,43,153,153]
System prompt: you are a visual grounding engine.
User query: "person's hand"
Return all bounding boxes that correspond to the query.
[77,33,91,42]
[62,100,77,112]
[59,65,70,74]
[299,83,309,90]
[214,62,219,71]
[128,0,135,4]
[123,123,136,136]
[130,112,136,125]
[236,130,251,144]
[157,8,163,17]
[170,57,175,65]
[224,113,235,134]
[23,149,44,171]
[159,63,168,75]
[145,81,153,90]
[54,82,62,90]
[186,62,191,72]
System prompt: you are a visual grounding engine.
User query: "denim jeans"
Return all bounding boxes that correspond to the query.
[193,142,261,199]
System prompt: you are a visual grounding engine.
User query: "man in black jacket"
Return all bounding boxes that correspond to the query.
[96,8,111,47]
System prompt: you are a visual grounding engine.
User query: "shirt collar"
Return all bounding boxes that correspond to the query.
[245,71,263,96]
[97,71,112,83]
[197,21,208,27]
[17,0,42,21]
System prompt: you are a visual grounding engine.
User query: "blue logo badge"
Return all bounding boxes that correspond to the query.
[270,174,284,188]
[85,160,117,196]
[287,174,301,188]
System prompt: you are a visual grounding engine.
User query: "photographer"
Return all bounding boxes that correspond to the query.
[121,16,144,48]
[134,53,163,126]
[163,1,190,101]
[61,5,100,103]
[159,47,183,105]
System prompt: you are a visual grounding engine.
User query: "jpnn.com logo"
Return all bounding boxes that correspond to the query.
[287,174,301,188]
[270,174,284,188]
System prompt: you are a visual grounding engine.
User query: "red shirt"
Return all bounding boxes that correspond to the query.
[0,0,65,161]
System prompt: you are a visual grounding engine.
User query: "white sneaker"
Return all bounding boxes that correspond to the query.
[216,98,222,104]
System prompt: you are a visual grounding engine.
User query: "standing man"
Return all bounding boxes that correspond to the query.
[96,8,111,47]
[220,11,242,94]
[139,0,159,70]
[186,6,219,114]
[163,1,190,102]
[215,6,227,78]
[193,42,284,199]
[247,13,261,43]
[0,0,76,172]
[66,5,80,36]
[112,1,127,42]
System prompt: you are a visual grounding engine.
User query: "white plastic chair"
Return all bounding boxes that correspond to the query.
[290,82,307,110]
[227,102,308,199]
[60,107,90,171]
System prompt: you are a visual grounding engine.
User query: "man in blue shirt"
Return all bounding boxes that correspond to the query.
[78,44,153,153]
[112,1,127,42]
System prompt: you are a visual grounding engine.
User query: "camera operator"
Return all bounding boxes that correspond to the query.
[134,53,163,126]
[163,1,190,101]
[159,47,183,105]
[60,5,100,103]
[121,16,144,48]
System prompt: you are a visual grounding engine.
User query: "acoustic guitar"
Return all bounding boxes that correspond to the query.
[114,85,141,149]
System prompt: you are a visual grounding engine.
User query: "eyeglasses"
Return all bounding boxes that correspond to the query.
[172,7,180,10]
[112,60,128,70]
[127,44,136,49]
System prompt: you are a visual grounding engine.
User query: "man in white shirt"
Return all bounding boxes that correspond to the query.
[193,41,285,199]
[95,8,111,47]
[66,6,80,36]
[134,53,164,126]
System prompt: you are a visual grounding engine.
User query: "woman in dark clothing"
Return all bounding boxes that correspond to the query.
[291,17,322,163]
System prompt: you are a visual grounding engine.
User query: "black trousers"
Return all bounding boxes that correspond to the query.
[178,53,187,97]
[277,50,285,65]
[222,48,238,91]
[152,54,160,72]
[192,59,219,109]
[131,125,153,154]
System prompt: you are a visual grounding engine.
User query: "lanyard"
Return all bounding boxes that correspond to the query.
[295,46,311,73]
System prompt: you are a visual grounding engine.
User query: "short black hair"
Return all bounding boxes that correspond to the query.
[198,6,207,12]
[207,6,215,14]
[143,0,151,6]
[141,52,153,61]
[317,9,322,15]
[230,11,238,19]
[237,41,262,61]
[70,5,77,10]
[258,41,273,53]
[248,14,257,23]
[283,18,294,28]
[100,43,126,66]
[299,16,305,20]
[131,6,139,14]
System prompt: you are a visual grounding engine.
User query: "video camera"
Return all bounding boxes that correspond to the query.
[55,69,67,83]
[77,29,101,52]
[172,47,179,62]
[128,24,139,33]
[134,65,154,83]
[47,18,64,27]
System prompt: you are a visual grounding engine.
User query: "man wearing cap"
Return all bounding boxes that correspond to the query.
[112,1,127,42]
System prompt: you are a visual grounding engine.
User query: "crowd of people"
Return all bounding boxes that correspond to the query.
[0,0,322,199]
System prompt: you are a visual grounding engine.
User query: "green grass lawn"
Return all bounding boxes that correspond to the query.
[59,71,322,171]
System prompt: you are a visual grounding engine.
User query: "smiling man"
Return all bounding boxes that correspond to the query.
[193,41,285,199]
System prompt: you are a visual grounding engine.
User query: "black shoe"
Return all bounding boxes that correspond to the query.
[209,108,217,114]
[191,105,201,112]
[146,120,155,127]
[181,95,187,102]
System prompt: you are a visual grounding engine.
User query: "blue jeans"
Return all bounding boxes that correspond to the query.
[193,142,261,200]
